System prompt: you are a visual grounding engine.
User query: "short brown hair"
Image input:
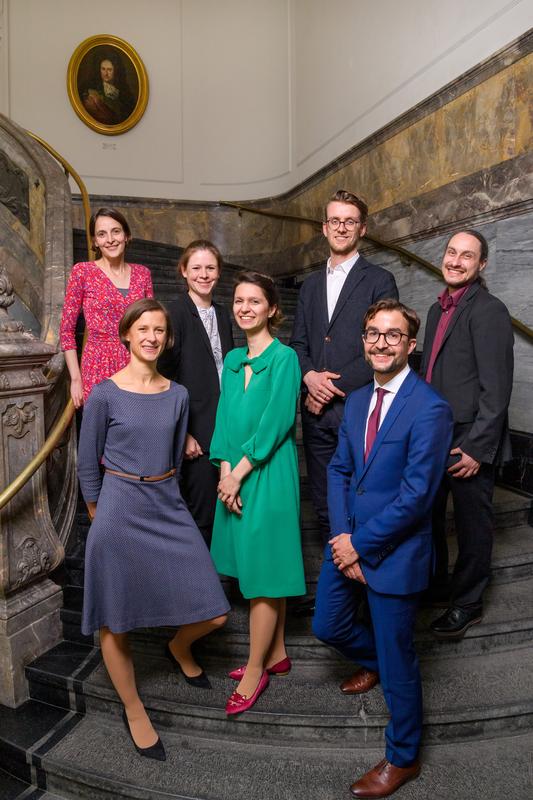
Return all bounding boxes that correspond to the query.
[233,271,285,333]
[178,239,223,280]
[118,298,174,351]
[90,207,132,258]
[324,190,368,224]
[363,299,420,339]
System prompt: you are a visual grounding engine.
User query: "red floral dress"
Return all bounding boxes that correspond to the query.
[60,262,154,401]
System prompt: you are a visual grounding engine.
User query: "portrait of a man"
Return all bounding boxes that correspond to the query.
[67,35,148,135]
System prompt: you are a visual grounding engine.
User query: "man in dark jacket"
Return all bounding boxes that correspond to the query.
[290,190,398,565]
[421,229,514,639]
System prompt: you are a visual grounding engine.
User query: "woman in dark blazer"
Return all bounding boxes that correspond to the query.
[159,240,234,544]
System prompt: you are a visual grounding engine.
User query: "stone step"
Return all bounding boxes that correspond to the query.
[31,720,533,800]
[2,697,531,800]
[57,565,533,658]
[26,613,533,748]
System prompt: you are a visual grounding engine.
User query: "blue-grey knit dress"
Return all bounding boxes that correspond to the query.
[78,379,230,635]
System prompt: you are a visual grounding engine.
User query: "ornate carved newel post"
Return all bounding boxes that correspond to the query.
[0,268,64,707]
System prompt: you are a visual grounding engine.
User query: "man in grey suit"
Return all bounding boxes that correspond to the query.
[421,230,514,639]
[290,190,398,610]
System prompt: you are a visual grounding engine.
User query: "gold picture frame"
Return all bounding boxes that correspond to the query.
[67,34,149,135]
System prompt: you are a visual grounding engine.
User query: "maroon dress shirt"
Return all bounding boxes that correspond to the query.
[425,286,469,383]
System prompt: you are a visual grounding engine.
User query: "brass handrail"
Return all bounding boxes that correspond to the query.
[0,131,92,511]
[220,200,533,340]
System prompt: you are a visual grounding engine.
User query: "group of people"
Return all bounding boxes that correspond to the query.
[59,190,514,797]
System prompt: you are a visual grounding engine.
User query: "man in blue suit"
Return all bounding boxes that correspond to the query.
[313,299,453,798]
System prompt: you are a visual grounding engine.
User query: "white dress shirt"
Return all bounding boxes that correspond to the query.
[364,364,411,442]
[326,253,359,321]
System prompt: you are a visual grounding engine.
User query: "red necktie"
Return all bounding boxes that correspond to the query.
[365,387,388,462]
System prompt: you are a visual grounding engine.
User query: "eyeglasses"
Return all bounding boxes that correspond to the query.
[362,329,409,346]
[325,217,363,231]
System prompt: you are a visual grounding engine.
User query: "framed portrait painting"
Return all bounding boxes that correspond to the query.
[67,34,149,135]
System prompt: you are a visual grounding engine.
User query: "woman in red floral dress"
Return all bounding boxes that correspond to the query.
[60,208,153,406]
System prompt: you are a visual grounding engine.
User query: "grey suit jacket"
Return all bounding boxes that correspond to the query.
[420,280,514,465]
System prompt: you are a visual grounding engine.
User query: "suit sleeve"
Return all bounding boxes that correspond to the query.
[77,386,109,503]
[327,396,357,535]
[353,398,453,565]
[241,349,301,466]
[332,270,399,396]
[462,302,514,463]
[289,282,315,379]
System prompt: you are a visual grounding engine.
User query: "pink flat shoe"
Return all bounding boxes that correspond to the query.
[228,657,291,681]
[225,671,269,715]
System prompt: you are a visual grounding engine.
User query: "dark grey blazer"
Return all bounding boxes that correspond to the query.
[159,293,234,451]
[420,280,514,465]
[290,256,398,397]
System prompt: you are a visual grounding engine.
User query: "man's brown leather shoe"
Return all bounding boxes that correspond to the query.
[340,668,379,694]
[350,758,421,798]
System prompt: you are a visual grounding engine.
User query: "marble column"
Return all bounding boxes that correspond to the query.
[0,269,64,707]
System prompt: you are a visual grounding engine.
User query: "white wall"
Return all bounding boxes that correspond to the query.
[1,0,531,201]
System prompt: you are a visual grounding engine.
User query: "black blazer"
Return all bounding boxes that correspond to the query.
[420,280,514,465]
[159,293,234,451]
[290,256,398,397]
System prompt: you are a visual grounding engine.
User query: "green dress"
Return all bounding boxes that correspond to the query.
[210,338,306,599]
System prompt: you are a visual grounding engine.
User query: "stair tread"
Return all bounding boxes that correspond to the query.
[27,636,533,725]
[42,714,533,800]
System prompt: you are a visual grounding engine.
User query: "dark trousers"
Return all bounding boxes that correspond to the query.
[431,463,496,611]
[313,550,422,767]
[180,453,219,547]
[301,402,343,544]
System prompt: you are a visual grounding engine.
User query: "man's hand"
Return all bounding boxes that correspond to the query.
[184,433,203,460]
[447,447,481,479]
[304,394,325,415]
[303,370,346,404]
[342,562,367,584]
[329,533,359,570]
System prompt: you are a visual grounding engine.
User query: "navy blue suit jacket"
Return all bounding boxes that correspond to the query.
[328,370,453,595]
[290,256,398,397]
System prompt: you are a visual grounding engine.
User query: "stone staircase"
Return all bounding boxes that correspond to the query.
[0,237,532,800]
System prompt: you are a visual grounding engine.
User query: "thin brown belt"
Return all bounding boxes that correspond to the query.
[105,468,176,482]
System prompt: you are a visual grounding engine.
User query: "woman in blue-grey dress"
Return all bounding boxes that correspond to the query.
[78,298,230,762]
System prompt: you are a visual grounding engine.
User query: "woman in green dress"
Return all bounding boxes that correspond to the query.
[210,271,306,715]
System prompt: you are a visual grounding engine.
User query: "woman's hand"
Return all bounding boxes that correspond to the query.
[184,434,203,460]
[86,501,97,522]
[70,377,84,408]
[217,472,242,512]
[228,494,243,516]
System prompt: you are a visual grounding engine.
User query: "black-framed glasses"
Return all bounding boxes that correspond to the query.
[362,329,409,346]
[325,217,362,231]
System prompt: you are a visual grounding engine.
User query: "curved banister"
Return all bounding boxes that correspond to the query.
[0,131,92,511]
[219,200,533,340]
